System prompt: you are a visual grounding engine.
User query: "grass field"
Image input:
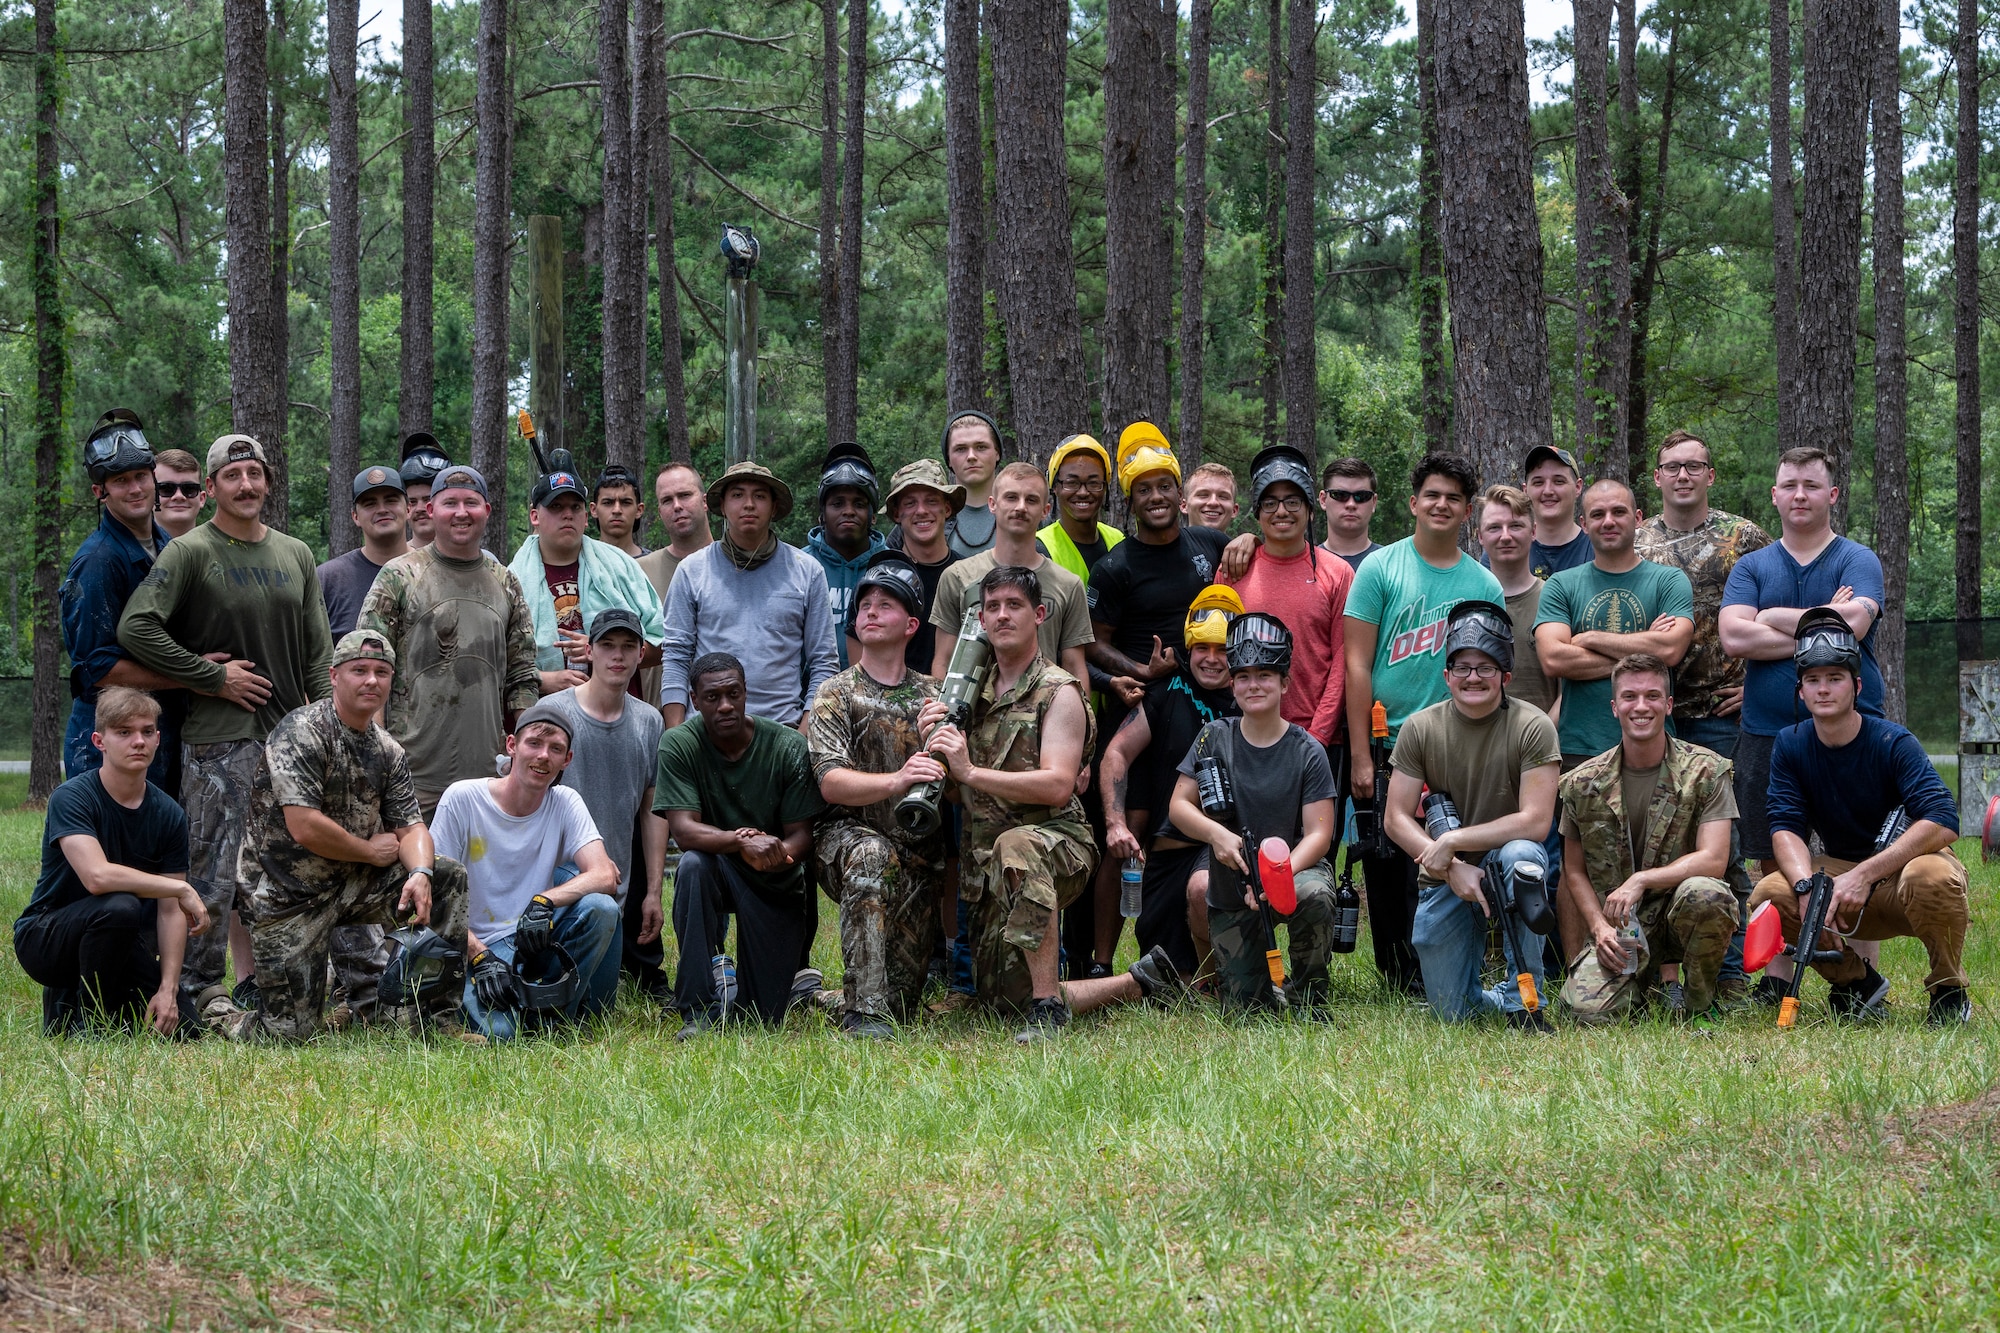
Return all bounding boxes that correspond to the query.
[0,785,1997,1332]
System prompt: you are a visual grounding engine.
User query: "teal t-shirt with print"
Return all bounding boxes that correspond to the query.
[1535,558,1694,757]
[1343,538,1504,740]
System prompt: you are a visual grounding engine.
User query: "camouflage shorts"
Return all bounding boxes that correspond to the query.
[817,819,944,1020]
[966,821,1095,1013]
[1561,875,1737,1023]
[1209,861,1336,1012]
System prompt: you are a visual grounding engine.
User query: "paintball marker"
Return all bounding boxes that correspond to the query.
[1351,701,1394,858]
[895,609,993,838]
[1422,791,1551,1014]
[1773,808,1904,1028]
[518,409,551,474]
[1194,741,1288,1007]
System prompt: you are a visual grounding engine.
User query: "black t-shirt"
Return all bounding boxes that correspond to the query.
[904,550,961,673]
[1140,669,1238,837]
[1177,719,1336,910]
[1087,526,1229,664]
[19,772,189,922]
[1074,536,1109,574]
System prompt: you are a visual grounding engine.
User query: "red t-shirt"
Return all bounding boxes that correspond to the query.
[1218,545,1353,744]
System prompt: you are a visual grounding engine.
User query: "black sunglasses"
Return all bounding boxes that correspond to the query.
[1323,488,1375,504]
[155,481,204,499]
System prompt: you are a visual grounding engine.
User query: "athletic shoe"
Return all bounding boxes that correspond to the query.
[1662,980,1688,1019]
[1926,985,1972,1027]
[1013,997,1070,1045]
[231,975,261,1012]
[676,1010,716,1042]
[1507,1008,1556,1036]
[1128,946,1186,1006]
[1749,975,1789,1008]
[841,1011,894,1040]
[1828,963,1891,1021]
[787,967,824,1016]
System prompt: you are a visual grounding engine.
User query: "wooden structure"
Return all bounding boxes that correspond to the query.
[527,215,565,459]
[1958,660,2000,835]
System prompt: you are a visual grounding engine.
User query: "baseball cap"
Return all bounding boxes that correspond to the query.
[431,464,488,501]
[331,629,397,670]
[1523,445,1580,477]
[206,434,269,474]
[588,606,646,643]
[531,467,588,507]
[351,465,406,501]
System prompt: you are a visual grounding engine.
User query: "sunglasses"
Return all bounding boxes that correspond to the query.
[1323,488,1375,504]
[155,481,205,499]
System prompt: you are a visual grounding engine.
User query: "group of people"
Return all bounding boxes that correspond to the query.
[14,403,1974,1047]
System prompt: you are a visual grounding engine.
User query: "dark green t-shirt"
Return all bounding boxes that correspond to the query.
[1534,559,1694,758]
[654,715,826,897]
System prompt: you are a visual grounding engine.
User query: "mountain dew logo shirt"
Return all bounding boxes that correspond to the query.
[1343,537,1503,739]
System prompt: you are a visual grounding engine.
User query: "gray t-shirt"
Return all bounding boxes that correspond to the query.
[544,688,666,906]
[1177,718,1337,910]
[317,548,386,638]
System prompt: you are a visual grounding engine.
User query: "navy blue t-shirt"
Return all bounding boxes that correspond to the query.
[16,772,189,923]
[1478,528,1592,581]
[1766,716,1956,862]
[1722,536,1886,735]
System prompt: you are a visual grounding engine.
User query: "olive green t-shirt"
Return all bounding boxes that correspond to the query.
[1390,697,1562,885]
[929,552,1094,668]
[653,715,826,898]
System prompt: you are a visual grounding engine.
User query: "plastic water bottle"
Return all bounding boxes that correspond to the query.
[1120,857,1144,918]
[1615,917,1647,977]
[711,954,738,1017]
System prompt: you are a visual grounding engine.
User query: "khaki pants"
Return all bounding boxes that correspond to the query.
[1749,851,1969,994]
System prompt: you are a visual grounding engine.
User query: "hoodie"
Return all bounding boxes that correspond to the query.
[804,526,890,667]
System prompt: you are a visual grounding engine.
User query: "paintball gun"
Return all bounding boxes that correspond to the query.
[1351,701,1393,858]
[518,409,551,474]
[1421,791,1551,1014]
[1194,740,1289,1007]
[1773,807,1905,1028]
[895,609,993,838]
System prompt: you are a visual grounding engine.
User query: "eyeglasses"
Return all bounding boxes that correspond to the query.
[155,481,204,499]
[1656,461,1712,477]
[1258,495,1309,515]
[1054,477,1105,494]
[1323,488,1374,504]
[1446,663,1502,680]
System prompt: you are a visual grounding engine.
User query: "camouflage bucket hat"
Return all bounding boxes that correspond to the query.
[705,460,795,521]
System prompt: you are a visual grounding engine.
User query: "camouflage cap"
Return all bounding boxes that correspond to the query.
[332,629,397,671]
[882,458,967,515]
[705,460,795,521]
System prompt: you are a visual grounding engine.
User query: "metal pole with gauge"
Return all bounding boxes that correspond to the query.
[721,225,761,465]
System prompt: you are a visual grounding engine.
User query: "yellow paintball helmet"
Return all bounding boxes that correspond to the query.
[1184,585,1246,649]
[1115,420,1182,495]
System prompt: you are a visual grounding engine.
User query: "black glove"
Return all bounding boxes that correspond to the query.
[514,894,556,960]
[470,950,520,1012]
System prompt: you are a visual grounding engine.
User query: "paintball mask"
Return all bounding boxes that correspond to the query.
[1793,606,1862,678]
[818,441,879,511]
[379,926,466,1007]
[1443,600,1515,674]
[514,942,580,1015]
[1225,611,1293,674]
[1247,444,1316,516]
[82,409,156,483]
[1184,586,1246,650]
[849,551,927,635]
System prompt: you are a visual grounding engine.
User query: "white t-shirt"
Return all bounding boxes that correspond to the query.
[431,779,603,943]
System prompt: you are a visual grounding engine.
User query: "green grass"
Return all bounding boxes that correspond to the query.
[1,801,1997,1331]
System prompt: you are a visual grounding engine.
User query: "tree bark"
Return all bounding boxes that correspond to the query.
[835,0,866,441]
[640,0,690,463]
[990,0,1088,470]
[1872,0,1907,719]
[945,0,986,412]
[1415,0,1447,453]
[1261,0,1283,449]
[1955,0,1981,653]
[1572,0,1632,482]
[224,0,278,494]
[328,0,361,554]
[399,0,435,439]
[1627,19,1678,452]
[1770,0,1801,447]
[1179,0,1213,464]
[818,0,844,441]
[471,0,512,544]
[1103,0,1173,440]
[30,0,64,803]
[1433,0,1556,489]
[265,1,292,529]
[1283,0,1317,461]
[599,0,643,476]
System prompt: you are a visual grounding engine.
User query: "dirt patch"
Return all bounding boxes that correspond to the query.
[0,1229,344,1332]
[1877,1085,2000,1174]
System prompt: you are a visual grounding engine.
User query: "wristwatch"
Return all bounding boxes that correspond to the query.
[408,865,434,879]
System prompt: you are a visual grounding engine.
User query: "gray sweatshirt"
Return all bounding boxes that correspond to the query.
[660,542,839,724]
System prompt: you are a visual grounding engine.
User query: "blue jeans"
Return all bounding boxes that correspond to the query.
[1412,840,1550,1021]
[462,893,621,1041]
[1672,715,1750,982]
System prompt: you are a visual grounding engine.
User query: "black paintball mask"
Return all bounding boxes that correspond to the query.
[1225,611,1294,674]
[819,441,879,512]
[1443,600,1515,674]
[514,942,580,1014]
[380,926,466,1008]
[1793,606,1862,680]
[400,431,450,486]
[849,550,927,635]
[83,408,156,484]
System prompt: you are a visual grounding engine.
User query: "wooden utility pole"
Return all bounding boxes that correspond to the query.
[723,226,761,465]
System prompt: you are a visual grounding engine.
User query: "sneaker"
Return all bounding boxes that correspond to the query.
[1749,975,1789,1008]
[1828,964,1891,1022]
[841,1011,894,1040]
[1013,996,1070,1044]
[786,968,824,1016]
[1507,1008,1556,1035]
[1662,980,1688,1019]
[1926,985,1972,1027]
[230,975,261,1012]
[1128,946,1186,1006]
[676,1010,717,1042]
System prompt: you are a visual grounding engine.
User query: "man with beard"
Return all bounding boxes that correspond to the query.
[317,467,410,637]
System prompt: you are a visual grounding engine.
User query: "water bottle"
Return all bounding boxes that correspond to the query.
[711,953,738,1017]
[1332,873,1360,953]
[1119,857,1144,918]
[1615,917,1647,977]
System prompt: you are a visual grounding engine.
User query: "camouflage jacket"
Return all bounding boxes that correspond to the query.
[1558,736,1733,901]
[1633,510,1771,719]
[807,664,942,845]
[962,655,1094,851]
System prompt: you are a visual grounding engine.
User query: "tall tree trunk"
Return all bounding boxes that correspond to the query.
[265,2,292,529]
[1955,0,1981,653]
[1433,0,1556,489]
[1179,0,1213,463]
[328,0,361,554]
[224,0,278,491]
[1261,0,1283,448]
[945,0,986,411]
[1873,0,1907,718]
[599,0,642,476]
[818,0,843,441]
[1796,0,1871,511]
[1415,0,1447,453]
[641,0,690,463]
[990,0,1088,469]
[1572,0,1632,482]
[1103,0,1172,440]
[30,0,64,804]
[471,0,512,545]
[1770,0,1801,447]
[1627,19,1678,452]
[1283,0,1317,460]
[835,0,865,441]
[399,0,435,438]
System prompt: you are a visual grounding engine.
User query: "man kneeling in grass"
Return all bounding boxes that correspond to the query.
[1557,654,1738,1024]
[920,566,1182,1044]
[219,631,470,1041]
[14,685,209,1037]
[432,704,621,1040]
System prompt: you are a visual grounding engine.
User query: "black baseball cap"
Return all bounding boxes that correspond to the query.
[588,607,647,643]
[532,468,589,507]
[352,465,406,502]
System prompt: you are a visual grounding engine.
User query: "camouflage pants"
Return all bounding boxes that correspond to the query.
[1561,876,1737,1023]
[1209,861,1336,1012]
[965,821,1094,1013]
[818,820,944,1020]
[182,739,262,992]
[227,857,469,1042]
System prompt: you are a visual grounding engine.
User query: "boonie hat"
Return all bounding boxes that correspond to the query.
[883,459,966,515]
[706,460,795,521]
[332,629,397,670]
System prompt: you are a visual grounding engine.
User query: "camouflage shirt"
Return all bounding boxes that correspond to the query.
[1633,510,1771,719]
[962,656,1094,851]
[356,546,542,795]
[1557,736,1734,901]
[238,699,422,916]
[808,664,943,844]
